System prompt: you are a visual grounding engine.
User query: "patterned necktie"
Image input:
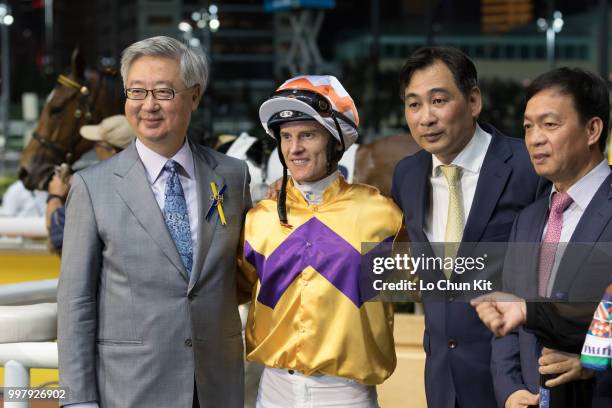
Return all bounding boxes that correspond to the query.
[440,165,464,279]
[538,192,573,297]
[163,160,193,275]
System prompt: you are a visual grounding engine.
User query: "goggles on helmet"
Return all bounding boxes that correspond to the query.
[266,88,357,130]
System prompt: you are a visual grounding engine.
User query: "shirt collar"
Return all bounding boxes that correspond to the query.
[548,159,610,211]
[135,138,195,184]
[432,123,492,176]
[293,171,339,204]
[286,172,348,207]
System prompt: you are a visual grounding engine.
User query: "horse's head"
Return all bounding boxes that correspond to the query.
[19,48,125,190]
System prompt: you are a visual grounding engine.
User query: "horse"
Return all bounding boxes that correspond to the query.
[217,132,277,202]
[18,48,125,191]
[353,133,421,196]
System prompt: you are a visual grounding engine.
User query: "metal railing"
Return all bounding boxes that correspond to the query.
[0,217,46,238]
[0,280,57,306]
[0,289,58,408]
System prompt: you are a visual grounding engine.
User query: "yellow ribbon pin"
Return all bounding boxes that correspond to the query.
[209,182,227,225]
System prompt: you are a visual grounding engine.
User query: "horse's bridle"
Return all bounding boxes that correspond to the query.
[31,73,105,164]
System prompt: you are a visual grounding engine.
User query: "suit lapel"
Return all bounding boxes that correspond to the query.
[553,174,612,295]
[407,152,431,244]
[462,131,512,244]
[189,143,226,291]
[567,173,612,243]
[114,144,188,282]
[403,152,444,280]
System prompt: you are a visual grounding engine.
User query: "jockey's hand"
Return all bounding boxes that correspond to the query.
[266,178,283,200]
[48,174,70,198]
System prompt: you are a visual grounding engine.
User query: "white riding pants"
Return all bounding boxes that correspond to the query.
[256,367,379,408]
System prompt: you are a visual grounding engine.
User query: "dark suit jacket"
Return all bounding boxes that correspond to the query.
[391,123,545,408]
[494,172,612,408]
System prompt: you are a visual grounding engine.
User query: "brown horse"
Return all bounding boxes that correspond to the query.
[354,133,420,197]
[19,48,124,190]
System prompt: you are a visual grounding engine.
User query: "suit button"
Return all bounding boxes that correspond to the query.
[448,339,457,349]
[448,296,455,302]
[185,338,192,347]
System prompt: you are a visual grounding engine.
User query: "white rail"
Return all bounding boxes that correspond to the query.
[0,217,46,238]
[0,303,59,408]
[0,344,58,368]
[0,280,57,306]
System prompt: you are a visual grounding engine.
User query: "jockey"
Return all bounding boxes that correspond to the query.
[238,75,403,407]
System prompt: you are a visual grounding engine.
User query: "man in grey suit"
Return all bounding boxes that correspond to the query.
[58,36,251,408]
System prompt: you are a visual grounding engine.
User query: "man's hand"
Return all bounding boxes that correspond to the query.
[48,174,70,197]
[46,174,71,234]
[470,292,527,336]
[538,347,594,387]
[265,178,283,200]
[504,389,539,408]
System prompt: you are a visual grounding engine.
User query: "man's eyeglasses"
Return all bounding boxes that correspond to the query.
[125,86,195,101]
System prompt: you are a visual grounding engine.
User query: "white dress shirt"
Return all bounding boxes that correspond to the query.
[424,124,492,246]
[135,138,199,246]
[543,159,610,296]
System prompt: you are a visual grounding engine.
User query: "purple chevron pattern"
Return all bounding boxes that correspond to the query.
[244,217,392,308]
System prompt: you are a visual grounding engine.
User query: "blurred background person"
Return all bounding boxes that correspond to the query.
[0,177,46,217]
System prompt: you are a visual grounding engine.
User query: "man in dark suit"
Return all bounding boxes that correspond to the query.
[391,47,545,408]
[490,67,612,408]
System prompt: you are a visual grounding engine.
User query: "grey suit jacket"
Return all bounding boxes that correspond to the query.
[58,141,251,408]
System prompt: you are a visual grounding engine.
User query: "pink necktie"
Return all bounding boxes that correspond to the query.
[538,192,573,297]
